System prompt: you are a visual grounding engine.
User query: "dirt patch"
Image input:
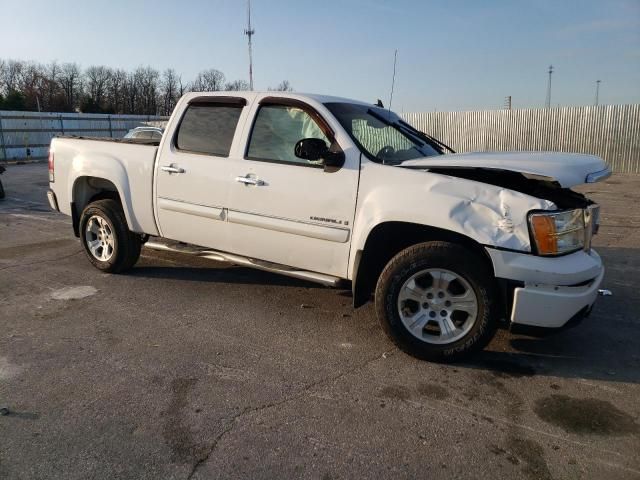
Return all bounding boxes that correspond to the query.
[378,385,411,401]
[510,437,552,480]
[0,357,23,381]
[534,394,639,435]
[51,286,97,300]
[162,378,208,464]
[489,437,552,479]
[417,383,449,400]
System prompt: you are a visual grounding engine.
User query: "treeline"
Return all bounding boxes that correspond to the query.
[0,59,293,115]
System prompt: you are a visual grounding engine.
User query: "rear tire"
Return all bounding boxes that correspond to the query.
[0,178,5,199]
[375,241,498,362]
[79,199,141,273]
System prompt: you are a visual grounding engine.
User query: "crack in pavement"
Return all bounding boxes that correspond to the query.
[185,348,397,479]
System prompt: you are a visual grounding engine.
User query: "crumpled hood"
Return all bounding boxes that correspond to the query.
[400,151,610,188]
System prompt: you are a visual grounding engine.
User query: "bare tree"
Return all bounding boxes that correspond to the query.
[268,80,293,92]
[161,68,181,115]
[1,59,24,94]
[41,61,66,111]
[107,68,128,114]
[224,79,249,91]
[20,61,46,110]
[83,65,112,112]
[59,63,82,112]
[0,59,6,95]
[137,66,160,115]
[191,69,225,92]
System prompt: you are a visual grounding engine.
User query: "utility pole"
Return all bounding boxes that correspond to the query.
[504,95,512,110]
[244,0,255,90]
[545,65,554,108]
[595,80,601,106]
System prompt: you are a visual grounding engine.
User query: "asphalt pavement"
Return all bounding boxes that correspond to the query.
[0,163,639,479]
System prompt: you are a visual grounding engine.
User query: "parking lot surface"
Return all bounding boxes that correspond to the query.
[1,163,639,479]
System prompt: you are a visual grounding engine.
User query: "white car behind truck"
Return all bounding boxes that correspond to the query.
[47,92,610,361]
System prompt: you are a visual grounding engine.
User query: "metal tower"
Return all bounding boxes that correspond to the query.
[545,65,554,108]
[244,0,255,90]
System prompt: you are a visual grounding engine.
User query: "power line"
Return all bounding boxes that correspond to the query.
[244,0,255,91]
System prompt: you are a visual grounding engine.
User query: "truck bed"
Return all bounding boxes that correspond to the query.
[50,135,160,236]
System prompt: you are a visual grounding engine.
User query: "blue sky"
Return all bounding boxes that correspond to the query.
[1,0,638,112]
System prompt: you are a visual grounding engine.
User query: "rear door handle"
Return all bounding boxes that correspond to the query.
[235,175,265,186]
[161,165,185,174]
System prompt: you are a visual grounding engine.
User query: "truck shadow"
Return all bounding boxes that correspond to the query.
[134,245,639,384]
[461,246,640,385]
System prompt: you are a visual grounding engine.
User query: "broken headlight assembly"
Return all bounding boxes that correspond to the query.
[528,206,599,256]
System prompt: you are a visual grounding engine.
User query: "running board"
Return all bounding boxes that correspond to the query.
[144,240,342,287]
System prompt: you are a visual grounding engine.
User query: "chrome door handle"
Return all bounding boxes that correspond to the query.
[235,175,264,186]
[161,165,185,174]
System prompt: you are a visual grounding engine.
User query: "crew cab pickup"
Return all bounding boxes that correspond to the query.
[47,92,610,361]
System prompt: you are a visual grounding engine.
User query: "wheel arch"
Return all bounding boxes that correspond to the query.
[351,221,495,308]
[71,176,126,236]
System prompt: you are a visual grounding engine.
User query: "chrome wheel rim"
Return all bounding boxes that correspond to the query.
[85,215,115,262]
[397,268,478,345]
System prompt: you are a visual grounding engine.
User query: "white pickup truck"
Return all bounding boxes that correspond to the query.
[47,92,610,361]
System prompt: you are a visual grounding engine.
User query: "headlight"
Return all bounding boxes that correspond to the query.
[529,209,585,255]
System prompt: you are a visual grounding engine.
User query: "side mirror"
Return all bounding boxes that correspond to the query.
[295,138,329,162]
[295,138,345,170]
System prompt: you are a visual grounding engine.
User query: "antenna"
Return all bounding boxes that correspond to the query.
[595,79,601,106]
[244,0,255,90]
[388,49,397,118]
[545,64,554,108]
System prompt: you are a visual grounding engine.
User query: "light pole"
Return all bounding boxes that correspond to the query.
[545,65,554,108]
[244,0,255,91]
[595,80,601,106]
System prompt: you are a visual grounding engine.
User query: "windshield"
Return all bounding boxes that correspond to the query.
[325,102,446,164]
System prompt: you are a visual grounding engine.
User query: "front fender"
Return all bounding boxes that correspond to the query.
[349,164,554,278]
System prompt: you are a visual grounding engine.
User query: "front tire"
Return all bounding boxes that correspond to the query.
[375,241,498,362]
[79,199,141,273]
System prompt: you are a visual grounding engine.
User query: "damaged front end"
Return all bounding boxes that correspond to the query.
[424,167,593,210]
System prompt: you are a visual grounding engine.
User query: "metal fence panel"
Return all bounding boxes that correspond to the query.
[401,104,640,174]
[0,111,169,162]
[2,106,639,173]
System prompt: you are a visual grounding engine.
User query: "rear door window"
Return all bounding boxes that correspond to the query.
[175,103,243,156]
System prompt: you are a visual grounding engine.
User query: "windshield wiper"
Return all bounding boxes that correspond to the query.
[398,120,455,154]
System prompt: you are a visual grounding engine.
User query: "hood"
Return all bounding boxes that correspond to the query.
[400,151,610,188]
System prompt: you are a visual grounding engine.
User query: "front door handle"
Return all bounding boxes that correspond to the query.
[235,175,265,186]
[161,165,185,174]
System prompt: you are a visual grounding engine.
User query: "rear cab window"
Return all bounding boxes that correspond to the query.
[175,102,244,157]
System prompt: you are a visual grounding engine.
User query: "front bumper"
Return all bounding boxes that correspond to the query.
[509,267,604,328]
[487,247,605,329]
